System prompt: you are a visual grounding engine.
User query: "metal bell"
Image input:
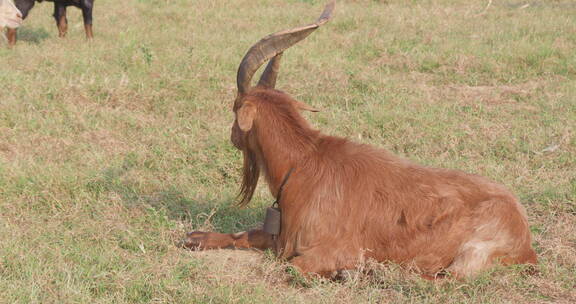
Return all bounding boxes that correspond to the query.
[263,207,281,236]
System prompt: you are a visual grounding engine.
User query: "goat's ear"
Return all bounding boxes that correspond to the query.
[237,102,257,131]
[294,100,320,112]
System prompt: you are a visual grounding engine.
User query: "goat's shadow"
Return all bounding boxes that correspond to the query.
[145,187,265,233]
[16,27,50,44]
[88,161,264,233]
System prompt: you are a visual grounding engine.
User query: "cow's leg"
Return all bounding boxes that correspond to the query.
[10,0,36,46]
[183,229,275,251]
[53,2,67,37]
[80,0,94,39]
[7,28,17,47]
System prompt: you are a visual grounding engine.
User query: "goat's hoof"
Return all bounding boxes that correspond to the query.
[334,269,359,281]
[182,231,210,250]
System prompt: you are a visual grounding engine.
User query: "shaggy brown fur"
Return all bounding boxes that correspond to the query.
[184,87,537,278]
[184,1,536,279]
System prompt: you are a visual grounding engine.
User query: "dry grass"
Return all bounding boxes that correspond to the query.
[1,0,575,303]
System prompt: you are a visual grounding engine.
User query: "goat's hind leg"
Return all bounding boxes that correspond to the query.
[182,229,275,251]
[447,198,536,277]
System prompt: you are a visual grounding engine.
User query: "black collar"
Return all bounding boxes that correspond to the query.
[272,168,294,209]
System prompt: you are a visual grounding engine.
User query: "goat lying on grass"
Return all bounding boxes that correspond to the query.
[184,1,537,279]
[7,0,94,46]
[0,0,22,42]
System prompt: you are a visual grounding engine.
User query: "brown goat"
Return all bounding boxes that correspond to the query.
[184,1,537,279]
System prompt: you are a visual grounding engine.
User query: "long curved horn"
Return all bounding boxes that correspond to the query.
[257,52,283,89]
[236,1,335,94]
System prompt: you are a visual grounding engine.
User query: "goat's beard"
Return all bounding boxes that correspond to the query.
[237,148,260,207]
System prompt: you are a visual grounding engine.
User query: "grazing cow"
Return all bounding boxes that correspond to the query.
[183,1,537,279]
[0,0,22,31]
[7,0,94,46]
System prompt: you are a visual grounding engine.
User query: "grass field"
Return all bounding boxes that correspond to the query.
[1,0,575,303]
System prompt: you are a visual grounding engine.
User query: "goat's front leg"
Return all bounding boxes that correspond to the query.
[183,229,275,251]
[288,246,362,279]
